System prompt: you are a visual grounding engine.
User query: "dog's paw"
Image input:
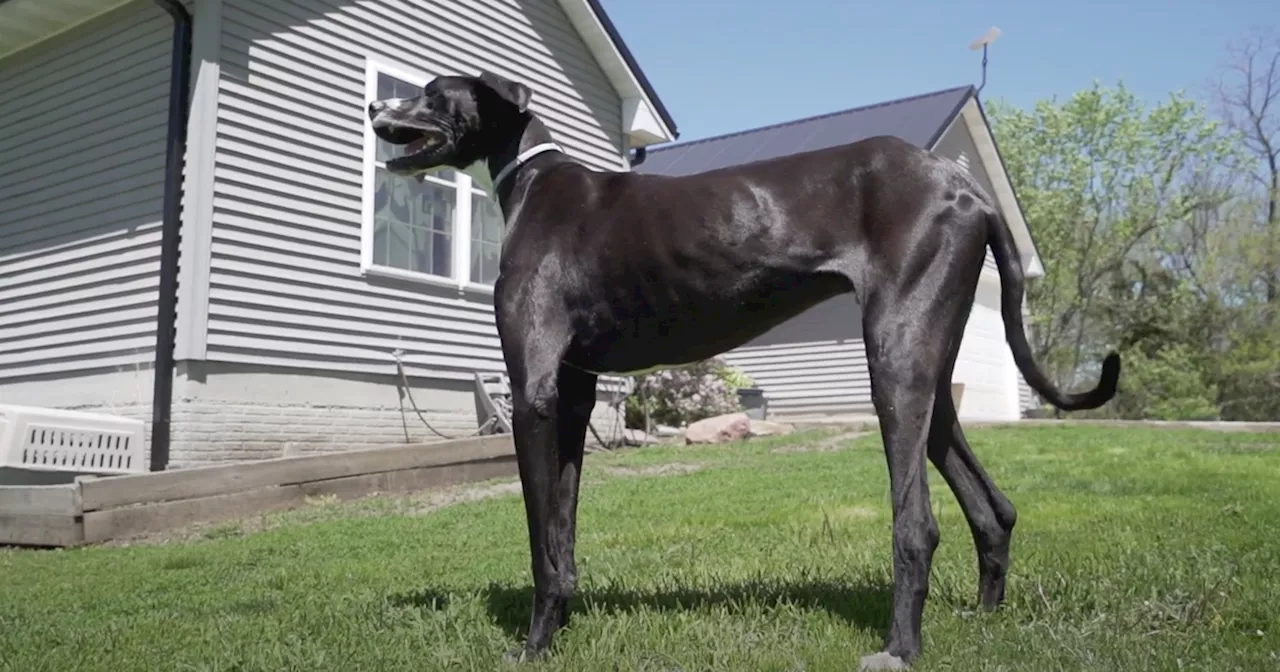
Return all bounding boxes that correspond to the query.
[858,651,908,671]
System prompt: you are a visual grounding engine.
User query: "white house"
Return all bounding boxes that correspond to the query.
[635,87,1044,421]
[0,0,677,468]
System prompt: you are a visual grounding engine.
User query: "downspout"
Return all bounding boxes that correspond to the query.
[149,0,193,471]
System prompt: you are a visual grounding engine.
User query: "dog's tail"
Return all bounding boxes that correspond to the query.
[985,209,1120,411]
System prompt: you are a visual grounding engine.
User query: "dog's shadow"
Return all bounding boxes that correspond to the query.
[389,577,893,639]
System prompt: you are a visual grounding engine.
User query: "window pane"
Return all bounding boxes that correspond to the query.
[470,241,502,285]
[432,232,453,277]
[376,72,400,101]
[375,72,415,164]
[470,193,506,284]
[372,216,390,267]
[387,220,412,270]
[373,166,456,278]
[472,194,505,243]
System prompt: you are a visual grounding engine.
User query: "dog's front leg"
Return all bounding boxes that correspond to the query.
[500,323,595,662]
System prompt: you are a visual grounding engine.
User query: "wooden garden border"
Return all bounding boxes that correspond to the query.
[0,434,516,548]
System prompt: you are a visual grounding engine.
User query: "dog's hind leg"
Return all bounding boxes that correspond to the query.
[927,354,1017,611]
[499,319,597,662]
[857,262,976,670]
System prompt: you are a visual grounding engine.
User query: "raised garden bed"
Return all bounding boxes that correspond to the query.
[0,434,515,548]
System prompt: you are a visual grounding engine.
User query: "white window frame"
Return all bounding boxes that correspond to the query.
[360,56,503,294]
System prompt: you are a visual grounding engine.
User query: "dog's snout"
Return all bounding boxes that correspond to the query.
[368,98,408,122]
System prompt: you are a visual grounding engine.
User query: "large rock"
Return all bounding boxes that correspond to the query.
[685,412,751,445]
[747,419,796,438]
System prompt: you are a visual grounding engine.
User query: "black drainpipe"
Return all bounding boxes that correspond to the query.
[149,0,193,471]
[630,146,647,167]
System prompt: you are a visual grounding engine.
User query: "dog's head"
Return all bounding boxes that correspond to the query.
[366,71,532,178]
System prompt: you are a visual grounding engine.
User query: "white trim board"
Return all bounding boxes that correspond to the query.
[554,0,676,145]
[175,0,221,362]
[958,97,1044,278]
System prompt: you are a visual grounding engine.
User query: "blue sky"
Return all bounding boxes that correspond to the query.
[600,0,1275,143]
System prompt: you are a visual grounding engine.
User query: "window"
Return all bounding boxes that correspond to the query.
[361,58,506,290]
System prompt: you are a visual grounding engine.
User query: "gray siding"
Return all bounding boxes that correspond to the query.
[0,1,172,382]
[206,0,626,381]
[722,293,872,418]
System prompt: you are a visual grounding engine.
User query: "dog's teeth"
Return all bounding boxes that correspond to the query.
[405,137,432,155]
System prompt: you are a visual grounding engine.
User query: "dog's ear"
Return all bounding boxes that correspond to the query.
[477,71,532,113]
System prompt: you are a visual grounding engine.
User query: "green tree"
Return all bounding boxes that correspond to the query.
[986,82,1238,415]
[1212,28,1280,306]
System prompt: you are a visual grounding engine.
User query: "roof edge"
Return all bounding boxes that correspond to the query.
[954,95,1044,277]
[572,0,679,141]
[647,83,974,153]
[970,92,1041,269]
[925,85,976,150]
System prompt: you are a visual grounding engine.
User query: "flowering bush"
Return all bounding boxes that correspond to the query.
[624,357,754,429]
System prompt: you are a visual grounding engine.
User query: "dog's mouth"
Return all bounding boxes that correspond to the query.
[384,131,449,175]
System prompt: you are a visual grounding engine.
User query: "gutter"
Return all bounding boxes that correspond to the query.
[149,0,193,471]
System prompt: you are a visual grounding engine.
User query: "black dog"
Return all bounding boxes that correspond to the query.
[368,71,1120,670]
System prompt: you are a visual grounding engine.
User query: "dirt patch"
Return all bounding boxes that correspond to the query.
[399,480,525,515]
[830,505,879,520]
[98,477,526,548]
[772,431,873,453]
[597,463,704,478]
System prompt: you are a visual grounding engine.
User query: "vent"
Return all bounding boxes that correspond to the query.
[0,405,146,474]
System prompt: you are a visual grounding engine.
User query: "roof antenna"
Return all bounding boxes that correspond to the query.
[968,26,1001,96]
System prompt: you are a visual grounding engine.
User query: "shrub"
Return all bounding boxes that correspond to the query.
[1114,344,1220,421]
[624,358,754,429]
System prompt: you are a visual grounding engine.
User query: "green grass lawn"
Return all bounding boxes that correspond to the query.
[2,425,1279,671]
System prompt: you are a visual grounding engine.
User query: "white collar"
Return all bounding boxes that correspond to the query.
[493,142,563,189]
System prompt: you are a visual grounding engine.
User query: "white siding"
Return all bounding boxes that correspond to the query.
[0,1,172,382]
[1018,374,1036,412]
[954,277,1020,421]
[934,118,1034,414]
[1017,294,1038,413]
[205,0,626,381]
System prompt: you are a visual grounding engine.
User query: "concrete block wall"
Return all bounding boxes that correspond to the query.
[0,362,628,470]
[165,399,478,467]
[164,362,631,468]
[0,366,156,444]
